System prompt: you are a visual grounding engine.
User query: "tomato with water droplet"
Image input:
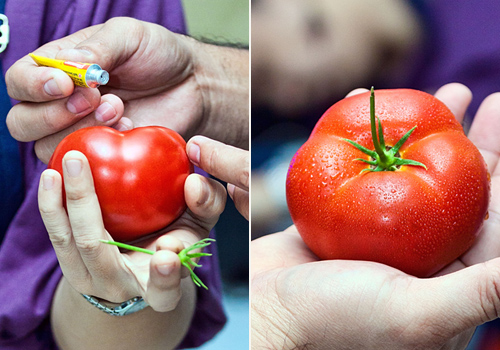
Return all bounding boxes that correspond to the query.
[286,88,490,277]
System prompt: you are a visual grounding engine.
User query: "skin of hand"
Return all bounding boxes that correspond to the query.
[6,17,249,164]
[38,150,226,350]
[187,135,249,220]
[251,83,500,350]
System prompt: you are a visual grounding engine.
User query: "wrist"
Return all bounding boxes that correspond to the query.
[185,37,249,149]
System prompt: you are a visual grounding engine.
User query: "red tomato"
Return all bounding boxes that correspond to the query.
[286,89,490,277]
[49,126,193,242]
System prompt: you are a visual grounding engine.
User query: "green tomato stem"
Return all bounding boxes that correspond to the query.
[100,240,154,254]
[343,87,427,172]
[100,238,215,290]
[370,90,387,162]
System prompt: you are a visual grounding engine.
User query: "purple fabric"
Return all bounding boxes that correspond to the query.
[0,1,226,349]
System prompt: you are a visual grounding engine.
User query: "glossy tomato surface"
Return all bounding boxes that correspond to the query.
[286,89,490,277]
[49,126,193,242]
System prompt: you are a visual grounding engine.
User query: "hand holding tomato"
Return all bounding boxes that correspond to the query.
[39,150,226,313]
[187,135,249,220]
[6,17,249,164]
[252,83,500,350]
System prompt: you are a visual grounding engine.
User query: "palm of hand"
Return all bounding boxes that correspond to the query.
[253,226,478,349]
[252,84,500,350]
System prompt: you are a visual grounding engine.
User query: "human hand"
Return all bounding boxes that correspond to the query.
[187,135,249,220]
[38,150,226,312]
[7,17,248,164]
[251,83,500,349]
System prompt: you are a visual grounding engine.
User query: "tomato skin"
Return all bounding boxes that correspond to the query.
[48,126,193,242]
[286,89,490,277]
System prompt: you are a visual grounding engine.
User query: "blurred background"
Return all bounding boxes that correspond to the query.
[251,0,500,348]
[181,1,249,349]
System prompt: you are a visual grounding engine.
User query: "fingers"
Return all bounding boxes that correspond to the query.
[31,94,125,164]
[6,18,138,151]
[59,151,129,297]
[5,24,102,102]
[61,152,111,261]
[38,169,88,280]
[39,150,198,306]
[186,136,248,220]
[6,56,75,102]
[184,173,227,229]
[433,82,472,124]
[412,259,500,338]
[7,87,101,142]
[6,18,142,102]
[187,134,249,192]
[228,183,249,220]
[147,249,183,312]
[158,176,225,293]
[8,90,125,165]
[147,232,211,312]
[38,152,123,294]
[467,92,500,175]
[54,17,146,72]
[187,136,249,191]
[459,92,500,267]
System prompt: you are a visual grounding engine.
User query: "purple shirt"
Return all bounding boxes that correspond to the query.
[0,1,226,349]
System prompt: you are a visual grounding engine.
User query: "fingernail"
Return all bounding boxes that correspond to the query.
[67,92,92,115]
[197,179,210,205]
[44,79,63,96]
[114,118,133,132]
[227,183,235,199]
[157,263,174,276]
[95,102,116,122]
[187,143,201,167]
[65,159,82,177]
[42,174,54,190]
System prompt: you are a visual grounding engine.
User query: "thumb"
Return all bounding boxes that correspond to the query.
[54,17,190,90]
[54,17,145,71]
[414,259,500,337]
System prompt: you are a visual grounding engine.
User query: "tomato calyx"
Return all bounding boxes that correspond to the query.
[100,238,215,290]
[343,87,427,172]
[177,238,215,289]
